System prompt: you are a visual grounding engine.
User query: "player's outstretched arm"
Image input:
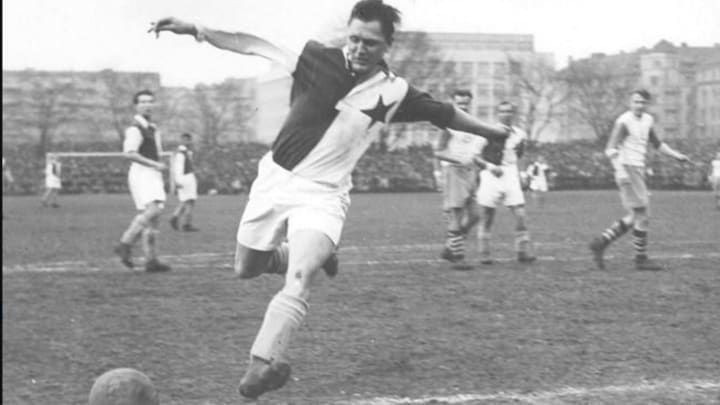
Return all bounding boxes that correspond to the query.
[447,108,510,140]
[149,17,297,71]
[658,143,690,162]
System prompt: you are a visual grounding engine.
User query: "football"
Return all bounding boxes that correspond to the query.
[88,368,159,405]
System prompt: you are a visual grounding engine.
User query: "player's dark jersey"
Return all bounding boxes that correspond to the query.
[179,147,194,174]
[135,124,160,162]
[271,40,455,173]
[481,132,525,166]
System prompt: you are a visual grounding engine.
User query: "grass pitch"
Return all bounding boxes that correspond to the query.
[3,190,720,404]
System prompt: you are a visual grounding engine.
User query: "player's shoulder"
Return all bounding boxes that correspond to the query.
[616,110,633,123]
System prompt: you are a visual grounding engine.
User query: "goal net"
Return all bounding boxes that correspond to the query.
[45,151,175,195]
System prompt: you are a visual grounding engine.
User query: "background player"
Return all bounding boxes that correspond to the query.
[435,89,486,270]
[170,132,200,232]
[709,151,720,210]
[114,90,171,273]
[2,157,14,219]
[41,154,62,208]
[150,0,512,399]
[589,89,689,271]
[475,101,536,265]
[525,155,551,208]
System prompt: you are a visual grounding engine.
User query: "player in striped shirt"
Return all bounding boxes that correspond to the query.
[170,133,200,232]
[113,90,172,273]
[150,0,512,398]
[589,89,689,271]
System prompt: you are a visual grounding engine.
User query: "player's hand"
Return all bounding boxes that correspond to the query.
[148,17,197,38]
[675,153,690,163]
[155,162,168,171]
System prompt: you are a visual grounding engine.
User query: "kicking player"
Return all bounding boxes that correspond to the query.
[709,151,720,210]
[114,90,171,273]
[41,154,62,208]
[589,89,689,271]
[150,0,512,398]
[526,155,551,208]
[476,101,536,265]
[170,133,200,232]
[436,89,486,270]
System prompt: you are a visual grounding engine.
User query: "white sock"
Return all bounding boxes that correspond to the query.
[250,291,308,363]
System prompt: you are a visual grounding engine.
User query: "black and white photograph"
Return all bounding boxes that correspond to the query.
[3,0,720,404]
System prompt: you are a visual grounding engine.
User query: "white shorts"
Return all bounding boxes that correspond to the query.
[476,166,525,208]
[45,175,61,190]
[176,173,198,202]
[529,177,548,192]
[236,153,350,251]
[128,165,166,211]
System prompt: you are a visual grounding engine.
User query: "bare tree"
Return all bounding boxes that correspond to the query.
[560,56,638,142]
[508,56,565,143]
[193,79,255,147]
[98,70,160,142]
[383,31,456,150]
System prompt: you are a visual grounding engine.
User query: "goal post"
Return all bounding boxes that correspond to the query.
[46,151,176,195]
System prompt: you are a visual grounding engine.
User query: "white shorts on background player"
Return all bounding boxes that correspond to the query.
[476,165,525,208]
[123,124,166,211]
[176,173,197,202]
[45,175,61,189]
[128,165,165,210]
[529,176,548,192]
[236,152,350,251]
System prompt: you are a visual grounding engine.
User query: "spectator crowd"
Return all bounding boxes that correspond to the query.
[3,138,718,196]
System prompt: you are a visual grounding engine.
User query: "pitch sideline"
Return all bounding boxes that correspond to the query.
[337,378,720,405]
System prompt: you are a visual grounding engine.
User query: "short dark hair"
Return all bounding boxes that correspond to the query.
[349,0,401,44]
[631,89,651,101]
[133,89,155,105]
[496,101,516,111]
[452,89,473,99]
[181,132,192,140]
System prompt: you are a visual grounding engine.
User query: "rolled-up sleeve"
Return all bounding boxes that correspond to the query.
[123,127,142,153]
[392,86,455,128]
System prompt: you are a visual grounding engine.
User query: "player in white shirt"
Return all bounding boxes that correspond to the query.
[589,89,689,271]
[150,1,513,399]
[435,90,487,270]
[113,90,171,273]
[525,156,551,208]
[41,154,62,208]
[475,101,536,265]
[2,157,14,219]
[709,151,720,210]
[170,133,200,232]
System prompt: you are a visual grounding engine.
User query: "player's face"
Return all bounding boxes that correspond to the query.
[135,94,155,118]
[497,105,515,125]
[346,19,389,77]
[452,95,472,113]
[629,94,648,115]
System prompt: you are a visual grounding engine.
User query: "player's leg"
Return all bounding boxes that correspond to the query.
[49,188,60,207]
[589,169,637,270]
[239,230,334,399]
[169,201,184,230]
[440,166,468,264]
[461,198,480,235]
[41,187,52,207]
[141,201,171,272]
[630,205,662,270]
[477,206,496,264]
[508,205,536,263]
[115,208,156,268]
[181,200,199,231]
[476,170,500,264]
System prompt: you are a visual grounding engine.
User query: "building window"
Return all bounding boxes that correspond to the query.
[475,83,490,97]
[476,62,489,75]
